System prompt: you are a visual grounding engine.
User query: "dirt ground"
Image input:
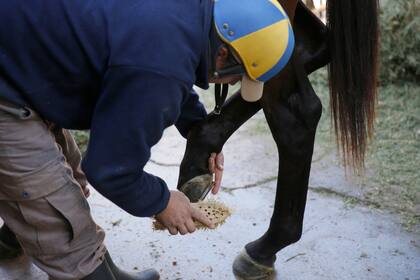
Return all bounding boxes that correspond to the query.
[1,109,419,280]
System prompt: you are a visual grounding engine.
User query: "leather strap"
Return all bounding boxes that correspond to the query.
[214,83,229,115]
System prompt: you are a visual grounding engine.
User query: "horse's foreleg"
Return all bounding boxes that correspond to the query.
[233,59,322,279]
[178,92,261,202]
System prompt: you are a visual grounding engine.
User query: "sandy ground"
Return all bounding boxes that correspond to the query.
[1,112,419,280]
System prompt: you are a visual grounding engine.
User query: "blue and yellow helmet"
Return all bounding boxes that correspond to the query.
[211,0,295,101]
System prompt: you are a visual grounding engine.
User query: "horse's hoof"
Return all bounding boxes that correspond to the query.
[233,250,276,280]
[179,174,213,202]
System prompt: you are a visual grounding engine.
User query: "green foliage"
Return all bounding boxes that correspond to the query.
[310,69,420,229]
[71,130,90,154]
[366,83,420,224]
[369,84,420,189]
[380,0,420,84]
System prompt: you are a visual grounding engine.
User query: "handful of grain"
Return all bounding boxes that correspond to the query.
[152,200,231,231]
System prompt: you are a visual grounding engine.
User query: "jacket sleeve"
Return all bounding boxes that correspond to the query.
[175,89,207,138]
[82,66,189,217]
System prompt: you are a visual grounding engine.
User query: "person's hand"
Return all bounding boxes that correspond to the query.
[155,191,215,235]
[208,152,224,194]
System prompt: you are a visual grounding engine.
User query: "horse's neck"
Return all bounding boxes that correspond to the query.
[278,0,299,22]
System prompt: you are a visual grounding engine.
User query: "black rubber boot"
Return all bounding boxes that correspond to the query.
[82,252,159,280]
[0,224,23,260]
[105,252,160,280]
[81,257,116,280]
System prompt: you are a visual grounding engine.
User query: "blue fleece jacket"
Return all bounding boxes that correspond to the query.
[0,0,213,216]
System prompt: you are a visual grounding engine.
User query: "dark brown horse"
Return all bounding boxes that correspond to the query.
[177,0,380,278]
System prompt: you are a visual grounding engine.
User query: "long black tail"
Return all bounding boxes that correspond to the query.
[326,0,380,170]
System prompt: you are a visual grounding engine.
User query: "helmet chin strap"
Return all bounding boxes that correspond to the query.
[214,83,229,115]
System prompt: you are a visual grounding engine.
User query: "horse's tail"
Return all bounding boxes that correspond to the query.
[326,0,380,171]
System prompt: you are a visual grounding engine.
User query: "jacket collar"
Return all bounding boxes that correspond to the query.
[194,0,214,90]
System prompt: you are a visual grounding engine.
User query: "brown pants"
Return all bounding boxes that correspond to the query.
[0,99,106,279]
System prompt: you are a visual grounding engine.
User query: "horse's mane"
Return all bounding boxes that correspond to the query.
[326,0,380,171]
